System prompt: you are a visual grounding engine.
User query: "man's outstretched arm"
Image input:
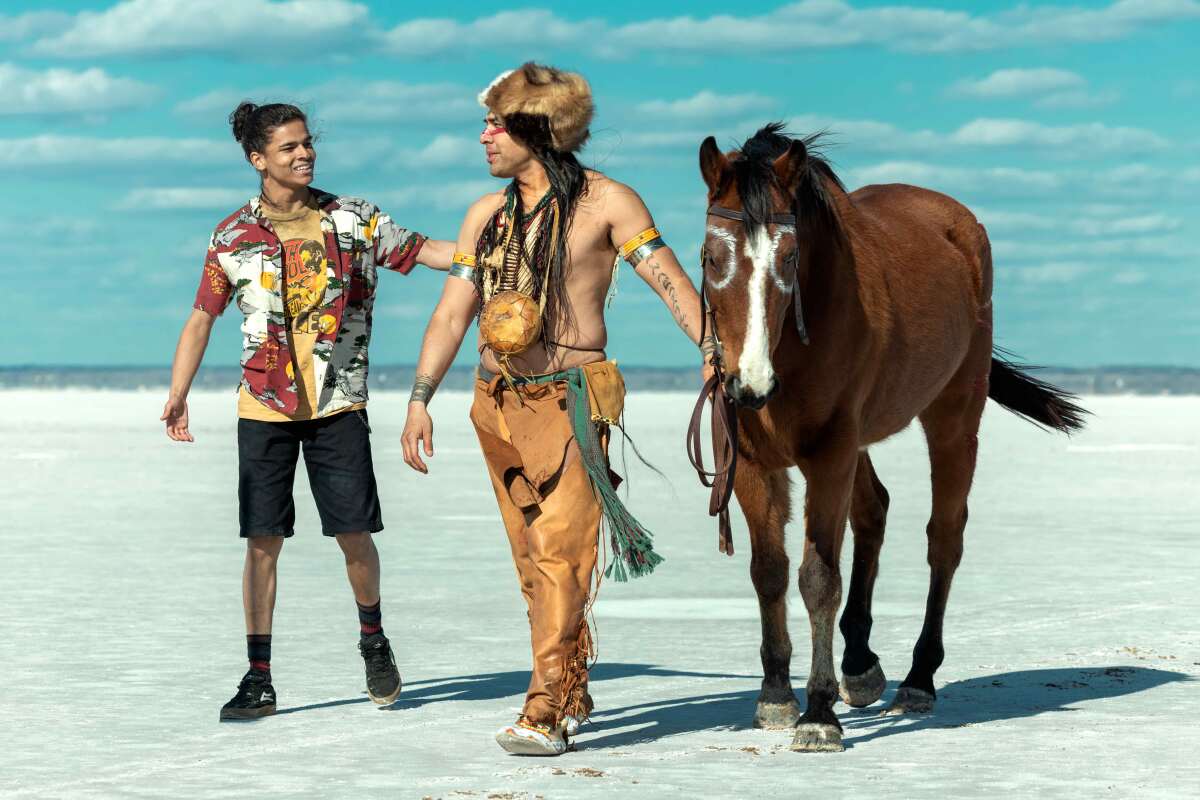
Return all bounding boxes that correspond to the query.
[416,238,454,271]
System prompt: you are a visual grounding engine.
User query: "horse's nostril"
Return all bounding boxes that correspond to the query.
[725,375,740,397]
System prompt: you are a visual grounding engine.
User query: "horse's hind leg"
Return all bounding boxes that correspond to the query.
[735,462,801,728]
[884,362,987,716]
[838,451,889,707]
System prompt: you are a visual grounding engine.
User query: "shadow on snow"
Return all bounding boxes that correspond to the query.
[385,663,754,712]
[839,666,1189,748]
[274,663,1188,750]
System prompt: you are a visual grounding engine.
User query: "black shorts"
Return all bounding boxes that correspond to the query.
[237,410,383,538]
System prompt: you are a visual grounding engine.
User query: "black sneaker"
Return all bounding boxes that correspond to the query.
[220,669,277,721]
[359,633,402,704]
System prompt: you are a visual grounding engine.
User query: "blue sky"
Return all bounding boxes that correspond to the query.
[3,0,1197,367]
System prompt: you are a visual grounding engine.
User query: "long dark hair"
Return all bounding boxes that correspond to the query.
[229,101,307,161]
[477,111,589,344]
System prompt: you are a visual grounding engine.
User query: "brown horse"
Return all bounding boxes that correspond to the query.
[696,124,1085,753]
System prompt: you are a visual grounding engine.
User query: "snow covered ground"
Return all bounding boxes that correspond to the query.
[1,390,1197,799]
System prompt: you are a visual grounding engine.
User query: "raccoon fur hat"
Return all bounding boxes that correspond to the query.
[478,63,593,154]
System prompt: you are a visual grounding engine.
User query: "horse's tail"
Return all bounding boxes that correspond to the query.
[987,350,1088,434]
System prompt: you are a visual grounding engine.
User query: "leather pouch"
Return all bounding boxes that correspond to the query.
[582,360,625,424]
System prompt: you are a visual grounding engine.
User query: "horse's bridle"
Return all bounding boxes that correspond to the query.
[702,205,810,345]
[687,205,813,557]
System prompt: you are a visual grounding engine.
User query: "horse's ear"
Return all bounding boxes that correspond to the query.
[699,136,727,190]
[773,139,808,191]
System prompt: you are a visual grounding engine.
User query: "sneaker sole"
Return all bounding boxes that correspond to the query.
[220,704,276,721]
[495,730,567,756]
[368,683,402,705]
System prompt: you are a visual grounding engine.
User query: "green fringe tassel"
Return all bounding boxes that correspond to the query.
[565,370,663,582]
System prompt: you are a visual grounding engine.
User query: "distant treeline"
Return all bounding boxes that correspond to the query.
[3,365,1199,395]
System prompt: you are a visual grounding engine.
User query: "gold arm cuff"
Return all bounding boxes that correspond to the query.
[618,227,661,260]
[452,252,477,267]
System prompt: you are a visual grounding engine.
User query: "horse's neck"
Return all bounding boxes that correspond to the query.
[780,203,865,379]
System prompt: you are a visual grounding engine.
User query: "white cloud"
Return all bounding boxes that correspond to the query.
[175,81,478,124]
[601,1,1200,57]
[1083,214,1181,235]
[378,10,603,58]
[0,63,158,116]
[1111,270,1148,285]
[27,0,368,58]
[174,88,292,118]
[770,115,1164,156]
[994,235,1185,261]
[12,2,1200,59]
[1033,89,1119,110]
[1006,261,1094,284]
[0,135,233,167]
[855,160,1200,202]
[950,68,1086,98]
[119,188,248,210]
[0,10,71,42]
[850,161,1063,194]
[636,91,775,120]
[947,118,1166,153]
[394,135,480,169]
[319,82,478,123]
[974,207,1182,237]
[376,180,504,213]
[617,130,716,149]
[786,115,942,152]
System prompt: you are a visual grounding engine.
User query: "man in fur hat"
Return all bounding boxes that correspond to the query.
[401,63,714,755]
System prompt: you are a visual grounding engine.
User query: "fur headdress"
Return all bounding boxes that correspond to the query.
[478,62,593,154]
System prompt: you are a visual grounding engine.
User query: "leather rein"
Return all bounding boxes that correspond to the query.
[683,205,764,555]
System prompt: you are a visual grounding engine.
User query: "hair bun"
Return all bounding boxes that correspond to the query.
[229,102,259,143]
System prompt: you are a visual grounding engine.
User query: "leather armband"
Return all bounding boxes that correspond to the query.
[618,227,667,267]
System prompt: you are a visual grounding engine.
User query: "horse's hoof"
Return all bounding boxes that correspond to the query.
[880,686,935,716]
[789,722,844,753]
[753,700,802,729]
[839,662,886,708]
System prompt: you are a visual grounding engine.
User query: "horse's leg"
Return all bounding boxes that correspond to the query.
[884,353,988,716]
[790,445,857,753]
[838,451,889,707]
[735,461,800,728]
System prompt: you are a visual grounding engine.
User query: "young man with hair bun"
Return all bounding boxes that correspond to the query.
[162,101,453,720]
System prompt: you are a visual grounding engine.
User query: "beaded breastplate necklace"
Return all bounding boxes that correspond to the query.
[475,183,561,366]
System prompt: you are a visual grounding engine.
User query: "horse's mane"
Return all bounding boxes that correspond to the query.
[732,122,846,239]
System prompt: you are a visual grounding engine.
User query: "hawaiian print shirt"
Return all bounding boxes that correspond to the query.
[194,189,425,416]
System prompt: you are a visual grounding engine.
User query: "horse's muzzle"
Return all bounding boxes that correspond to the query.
[725,374,778,410]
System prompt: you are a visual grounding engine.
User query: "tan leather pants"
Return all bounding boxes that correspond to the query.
[470,377,599,726]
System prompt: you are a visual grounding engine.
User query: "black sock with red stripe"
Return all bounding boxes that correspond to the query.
[357,600,383,638]
[247,634,272,674]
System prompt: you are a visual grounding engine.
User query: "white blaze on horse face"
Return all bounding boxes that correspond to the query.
[705,226,738,289]
[739,225,794,396]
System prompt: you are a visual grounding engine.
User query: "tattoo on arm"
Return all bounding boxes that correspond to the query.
[409,373,439,405]
[646,256,687,333]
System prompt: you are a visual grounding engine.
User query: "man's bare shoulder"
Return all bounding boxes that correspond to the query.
[583,172,647,219]
[466,190,506,221]
[457,190,506,244]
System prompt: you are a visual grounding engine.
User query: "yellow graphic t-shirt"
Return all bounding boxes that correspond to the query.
[237,198,363,421]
